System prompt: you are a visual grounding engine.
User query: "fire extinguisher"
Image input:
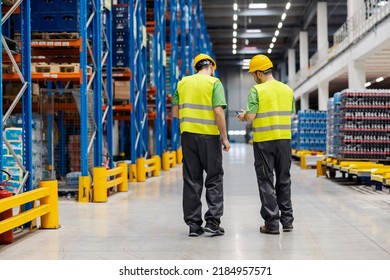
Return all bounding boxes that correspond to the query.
[0,170,14,244]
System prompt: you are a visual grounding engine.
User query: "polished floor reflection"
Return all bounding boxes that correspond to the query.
[1,143,390,260]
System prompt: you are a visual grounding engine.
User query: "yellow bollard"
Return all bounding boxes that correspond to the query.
[39,180,60,229]
[152,155,161,177]
[117,162,128,192]
[130,163,137,182]
[162,152,170,171]
[136,157,146,182]
[78,175,91,202]
[176,147,183,164]
[171,151,177,167]
[93,167,108,202]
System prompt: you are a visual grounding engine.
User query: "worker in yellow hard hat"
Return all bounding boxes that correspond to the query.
[172,53,230,237]
[238,54,295,235]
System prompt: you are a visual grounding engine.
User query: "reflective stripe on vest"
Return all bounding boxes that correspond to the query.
[252,81,293,142]
[178,74,219,135]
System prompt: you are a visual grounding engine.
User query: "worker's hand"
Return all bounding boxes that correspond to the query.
[237,109,246,122]
[221,138,231,152]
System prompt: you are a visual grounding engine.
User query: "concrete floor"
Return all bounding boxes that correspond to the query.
[1,143,390,260]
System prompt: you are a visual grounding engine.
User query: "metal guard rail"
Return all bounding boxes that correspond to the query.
[0,180,60,235]
[93,162,128,202]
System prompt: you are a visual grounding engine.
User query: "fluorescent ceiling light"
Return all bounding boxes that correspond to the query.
[365,82,371,87]
[233,14,238,21]
[242,65,250,70]
[233,49,237,54]
[246,29,261,33]
[267,48,272,54]
[272,37,277,43]
[248,3,267,9]
[281,13,287,21]
[243,59,251,65]
[233,38,237,43]
[278,22,283,28]
[232,44,237,49]
[376,77,384,82]
[233,23,238,29]
[233,3,238,10]
[245,39,249,45]
[233,31,237,37]
[274,30,280,36]
[286,2,291,10]
[270,43,274,48]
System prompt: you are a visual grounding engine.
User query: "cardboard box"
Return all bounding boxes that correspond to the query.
[114,81,130,100]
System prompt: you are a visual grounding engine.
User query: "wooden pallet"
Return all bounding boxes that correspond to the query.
[31,32,80,40]
[31,63,92,75]
[2,64,16,74]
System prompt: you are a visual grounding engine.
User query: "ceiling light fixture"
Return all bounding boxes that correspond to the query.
[281,13,287,21]
[274,30,280,36]
[286,2,291,10]
[233,38,237,43]
[233,49,237,54]
[245,39,249,45]
[278,22,283,28]
[376,77,384,82]
[267,48,272,54]
[246,29,261,33]
[365,82,372,87]
[233,14,238,21]
[233,3,238,11]
[270,43,274,48]
[248,3,267,9]
[272,37,277,43]
[233,44,237,49]
[233,31,237,37]
[233,23,237,29]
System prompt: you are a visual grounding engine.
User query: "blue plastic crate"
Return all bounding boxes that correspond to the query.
[35,0,59,13]
[38,12,59,32]
[60,12,79,32]
[60,0,79,12]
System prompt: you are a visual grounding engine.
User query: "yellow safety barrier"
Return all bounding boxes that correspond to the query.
[0,180,60,236]
[162,151,177,171]
[93,162,128,203]
[136,155,161,182]
[176,147,183,163]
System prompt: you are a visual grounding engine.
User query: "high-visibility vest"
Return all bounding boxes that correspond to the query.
[177,74,219,135]
[252,80,293,142]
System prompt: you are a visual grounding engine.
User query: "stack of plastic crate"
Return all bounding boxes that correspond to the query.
[112,4,130,67]
[297,110,327,152]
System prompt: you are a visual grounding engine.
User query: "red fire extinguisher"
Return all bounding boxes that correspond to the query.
[0,170,14,244]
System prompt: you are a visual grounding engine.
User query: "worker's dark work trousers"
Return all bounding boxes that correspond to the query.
[253,139,294,230]
[181,132,224,228]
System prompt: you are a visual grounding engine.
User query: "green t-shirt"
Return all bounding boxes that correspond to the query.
[173,80,227,108]
[246,81,295,114]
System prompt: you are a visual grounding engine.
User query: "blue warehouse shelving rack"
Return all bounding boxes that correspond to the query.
[1,1,33,203]
[2,1,113,202]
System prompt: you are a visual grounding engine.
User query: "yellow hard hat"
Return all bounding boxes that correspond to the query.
[248,54,273,73]
[193,53,217,71]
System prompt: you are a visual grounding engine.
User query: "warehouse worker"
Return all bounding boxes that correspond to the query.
[238,54,294,235]
[172,53,230,237]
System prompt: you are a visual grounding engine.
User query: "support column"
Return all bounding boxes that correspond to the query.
[280,62,287,84]
[348,60,366,89]
[300,94,309,110]
[288,48,296,85]
[317,2,328,61]
[318,81,329,111]
[347,0,364,42]
[299,31,309,78]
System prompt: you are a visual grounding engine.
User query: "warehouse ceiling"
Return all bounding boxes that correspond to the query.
[201,0,348,68]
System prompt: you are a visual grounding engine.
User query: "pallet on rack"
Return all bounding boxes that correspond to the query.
[31,32,80,40]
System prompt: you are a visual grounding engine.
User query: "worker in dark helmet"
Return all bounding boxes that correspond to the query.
[238,54,295,235]
[172,53,230,237]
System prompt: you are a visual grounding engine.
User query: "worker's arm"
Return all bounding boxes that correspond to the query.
[214,106,230,152]
[238,87,258,122]
[172,104,179,118]
[237,111,256,122]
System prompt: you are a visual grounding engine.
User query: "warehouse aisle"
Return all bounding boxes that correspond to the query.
[1,143,390,260]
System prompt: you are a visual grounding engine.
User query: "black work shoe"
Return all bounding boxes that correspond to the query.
[283,224,293,232]
[189,226,204,237]
[260,225,280,235]
[204,221,225,236]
